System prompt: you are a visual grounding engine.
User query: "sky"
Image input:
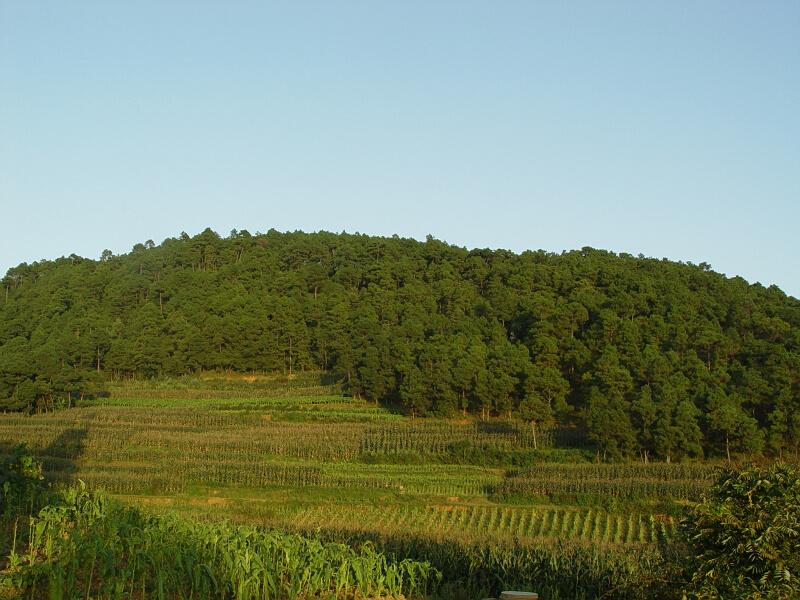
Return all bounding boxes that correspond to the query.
[1,1,798,297]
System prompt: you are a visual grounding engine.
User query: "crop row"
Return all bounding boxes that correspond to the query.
[97,384,343,403]
[495,477,709,501]
[42,458,708,503]
[289,504,675,546]
[107,370,336,392]
[41,458,502,498]
[508,463,716,481]
[154,497,674,548]
[0,411,551,461]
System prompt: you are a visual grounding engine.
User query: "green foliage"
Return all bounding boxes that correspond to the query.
[1,229,798,458]
[302,527,678,600]
[2,485,440,599]
[706,391,765,460]
[681,463,800,599]
[0,443,45,516]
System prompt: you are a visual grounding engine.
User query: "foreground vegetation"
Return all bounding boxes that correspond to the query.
[3,444,797,599]
[2,229,799,461]
[0,485,668,600]
[0,446,672,600]
[0,468,438,599]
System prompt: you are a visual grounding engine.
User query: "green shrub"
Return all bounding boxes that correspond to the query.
[681,463,800,599]
[0,444,44,516]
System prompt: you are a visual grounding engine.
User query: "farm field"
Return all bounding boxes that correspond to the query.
[0,372,718,598]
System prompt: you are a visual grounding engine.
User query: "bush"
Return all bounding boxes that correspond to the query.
[0,444,45,516]
[680,463,800,599]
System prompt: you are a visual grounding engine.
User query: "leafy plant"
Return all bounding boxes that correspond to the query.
[681,463,800,599]
[0,443,44,516]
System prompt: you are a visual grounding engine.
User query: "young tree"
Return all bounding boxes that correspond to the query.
[399,364,428,417]
[517,392,553,449]
[583,387,637,461]
[527,364,569,420]
[631,385,657,461]
[706,390,764,461]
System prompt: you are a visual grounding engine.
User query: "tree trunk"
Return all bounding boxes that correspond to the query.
[726,433,731,462]
[531,420,538,450]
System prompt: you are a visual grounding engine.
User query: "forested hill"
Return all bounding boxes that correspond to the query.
[2,228,799,459]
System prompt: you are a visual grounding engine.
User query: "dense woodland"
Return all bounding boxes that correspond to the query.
[1,228,798,460]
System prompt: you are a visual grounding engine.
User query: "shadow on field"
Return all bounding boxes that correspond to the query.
[320,372,339,386]
[476,420,516,435]
[40,427,89,485]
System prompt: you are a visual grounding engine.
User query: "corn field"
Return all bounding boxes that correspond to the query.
[0,409,714,502]
[495,463,715,502]
[2,485,439,600]
[176,500,675,546]
[0,376,722,599]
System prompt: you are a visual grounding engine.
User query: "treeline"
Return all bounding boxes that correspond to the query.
[1,228,799,459]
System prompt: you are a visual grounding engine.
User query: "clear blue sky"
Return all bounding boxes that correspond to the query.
[1,1,798,297]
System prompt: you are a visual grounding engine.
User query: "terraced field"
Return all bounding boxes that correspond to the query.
[165,499,675,546]
[319,504,674,545]
[0,372,711,556]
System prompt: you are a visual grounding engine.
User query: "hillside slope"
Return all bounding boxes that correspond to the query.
[1,228,798,459]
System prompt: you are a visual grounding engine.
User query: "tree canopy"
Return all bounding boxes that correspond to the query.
[1,228,798,460]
